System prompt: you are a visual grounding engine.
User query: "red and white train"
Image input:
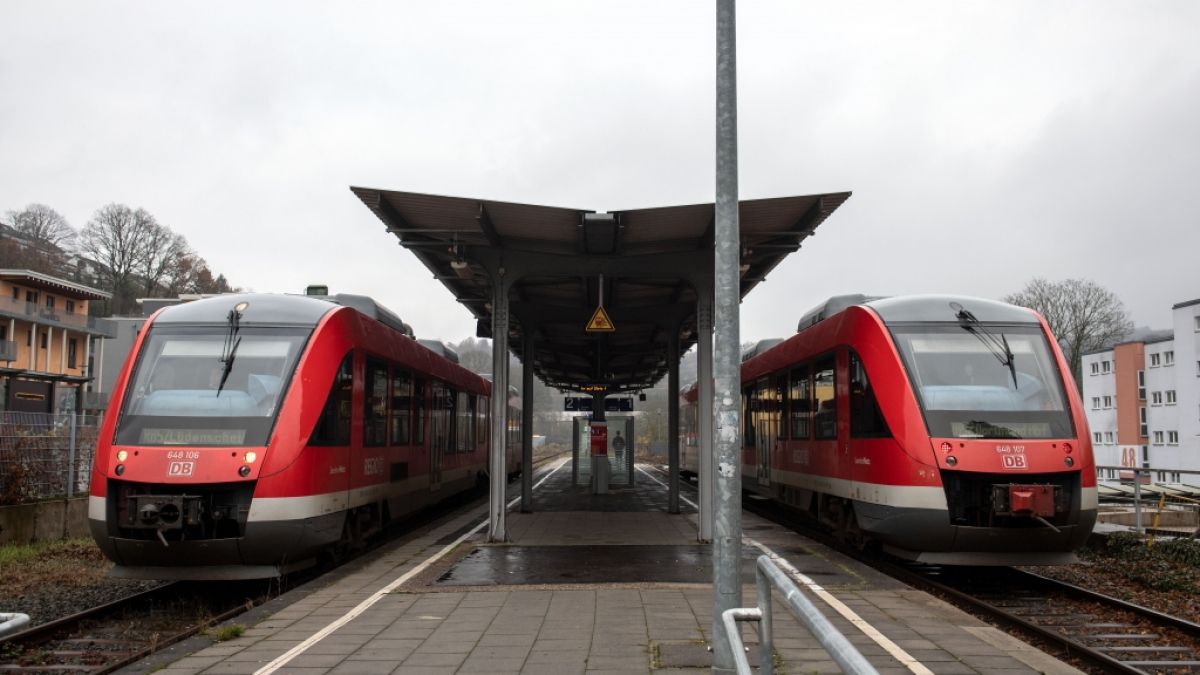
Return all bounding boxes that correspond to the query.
[682,294,1097,565]
[88,293,520,580]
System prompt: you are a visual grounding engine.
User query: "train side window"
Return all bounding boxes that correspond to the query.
[413,377,426,444]
[813,357,837,440]
[311,354,353,446]
[364,359,388,447]
[390,369,412,445]
[789,365,810,439]
[850,352,890,438]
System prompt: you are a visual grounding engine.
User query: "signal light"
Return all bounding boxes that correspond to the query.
[116,450,128,462]
[1064,456,1075,467]
[946,455,957,466]
[940,442,952,452]
[1063,443,1073,454]
[244,451,257,464]
[115,464,125,476]
[238,465,251,477]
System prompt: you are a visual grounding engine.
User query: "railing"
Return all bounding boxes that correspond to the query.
[0,411,101,504]
[0,294,112,334]
[0,340,15,361]
[721,555,878,675]
[1095,464,1200,537]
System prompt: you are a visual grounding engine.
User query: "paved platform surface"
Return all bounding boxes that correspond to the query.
[125,459,1085,675]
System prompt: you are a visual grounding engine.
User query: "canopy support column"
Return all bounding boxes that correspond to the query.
[521,335,535,513]
[488,274,511,542]
[697,292,714,543]
[668,326,681,515]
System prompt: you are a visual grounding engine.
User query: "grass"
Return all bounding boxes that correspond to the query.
[0,538,110,599]
[209,624,245,641]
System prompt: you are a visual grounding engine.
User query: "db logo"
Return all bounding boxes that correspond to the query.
[1001,455,1027,470]
[167,461,195,477]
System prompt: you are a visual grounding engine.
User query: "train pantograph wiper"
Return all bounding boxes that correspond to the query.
[950,302,1018,388]
[216,301,248,396]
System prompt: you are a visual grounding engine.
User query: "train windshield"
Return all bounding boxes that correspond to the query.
[891,324,1073,439]
[115,325,310,446]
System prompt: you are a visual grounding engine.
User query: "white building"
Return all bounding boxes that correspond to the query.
[1082,298,1200,478]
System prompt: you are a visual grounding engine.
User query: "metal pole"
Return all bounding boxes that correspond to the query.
[521,336,534,513]
[67,411,77,498]
[697,292,714,542]
[668,328,681,514]
[488,276,510,542]
[713,1,742,670]
[1134,468,1143,536]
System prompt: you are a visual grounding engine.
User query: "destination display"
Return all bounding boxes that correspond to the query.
[563,397,633,412]
[139,428,248,446]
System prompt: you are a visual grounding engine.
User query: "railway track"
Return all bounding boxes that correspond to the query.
[0,581,261,674]
[894,564,1200,675]
[737,493,1200,674]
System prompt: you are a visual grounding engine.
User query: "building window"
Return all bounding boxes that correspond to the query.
[1091,397,1101,410]
[1151,391,1162,405]
[1139,407,1148,437]
[1166,390,1177,405]
[1102,360,1111,373]
[25,290,38,304]
[1090,362,1099,375]
[1104,431,1113,444]
[65,300,75,315]
[1164,350,1174,366]
[1137,370,1146,400]
[45,296,55,310]
[1150,353,1161,367]
[1093,431,1102,444]
[1103,395,1113,408]
[10,287,17,300]
[1153,431,1164,445]
[1195,315,1200,332]
[1168,431,1179,445]
[68,339,77,368]
[39,332,47,349]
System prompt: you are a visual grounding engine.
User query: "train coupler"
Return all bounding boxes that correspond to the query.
[990,483,1061,519]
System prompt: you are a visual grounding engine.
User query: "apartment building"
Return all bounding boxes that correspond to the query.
[1083,298,1200,477]
[0,269,113,414]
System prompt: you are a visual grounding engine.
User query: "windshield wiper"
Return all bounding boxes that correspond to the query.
[950,302,1018,388]
[216,302,247,396]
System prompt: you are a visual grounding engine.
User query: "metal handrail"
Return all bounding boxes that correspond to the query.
[721,555,879,675]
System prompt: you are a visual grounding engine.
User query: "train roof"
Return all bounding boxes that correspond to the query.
[150,292,416,336]
[796,294,1039,331]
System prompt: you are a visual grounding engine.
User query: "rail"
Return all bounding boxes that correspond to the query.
[720,555,878,675]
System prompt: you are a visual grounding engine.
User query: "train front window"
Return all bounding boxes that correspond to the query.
[891,324,1073,439]
[115,326,309,446]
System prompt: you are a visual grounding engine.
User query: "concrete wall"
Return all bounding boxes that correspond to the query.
[0,497,89,546]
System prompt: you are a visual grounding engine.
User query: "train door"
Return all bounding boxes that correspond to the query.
[755,377,775,486]
[429,381,449,491]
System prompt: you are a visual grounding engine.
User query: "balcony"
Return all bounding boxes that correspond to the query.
[0,340,15,362]
[0,296,114,336]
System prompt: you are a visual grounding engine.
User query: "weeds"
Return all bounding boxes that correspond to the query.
[210,624,245,641]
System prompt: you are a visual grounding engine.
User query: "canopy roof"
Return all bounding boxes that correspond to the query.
[352,188,850,393]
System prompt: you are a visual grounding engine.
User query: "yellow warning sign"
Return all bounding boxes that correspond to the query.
[586,305,616,332]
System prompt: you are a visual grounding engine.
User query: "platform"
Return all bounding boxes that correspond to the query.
[127,460,1085,675]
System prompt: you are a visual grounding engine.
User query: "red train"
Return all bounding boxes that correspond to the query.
[88,293,520,580]
[682,294,1097,565]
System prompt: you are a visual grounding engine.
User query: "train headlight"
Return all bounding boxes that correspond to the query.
[945,455,957,466]
[238,465,251,477]
[1064,456,1075,467]
[244,451,257,464]
[116,450,128,462]
[1063,442,1073,454]
[115,464,125,476]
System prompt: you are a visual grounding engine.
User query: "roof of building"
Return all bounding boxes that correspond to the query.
[1083,327,1174,356]
[0,269,111,300]
[1172,298,1200,310]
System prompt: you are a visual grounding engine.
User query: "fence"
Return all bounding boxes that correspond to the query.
[0,411,100,505]
[1095,464,1200,538]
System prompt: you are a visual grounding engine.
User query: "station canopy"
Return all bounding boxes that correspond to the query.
[352,188,850,394]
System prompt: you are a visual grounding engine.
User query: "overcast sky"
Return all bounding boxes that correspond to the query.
[2,1,1196,344]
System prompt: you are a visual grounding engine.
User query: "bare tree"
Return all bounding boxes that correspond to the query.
[6,203,76,250]
[2,203,76,274]
[80,204,158,315]
[1005,278,1133,389]
[138,223,191,296]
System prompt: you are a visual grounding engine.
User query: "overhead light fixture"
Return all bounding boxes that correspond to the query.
[450,259,473,280]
